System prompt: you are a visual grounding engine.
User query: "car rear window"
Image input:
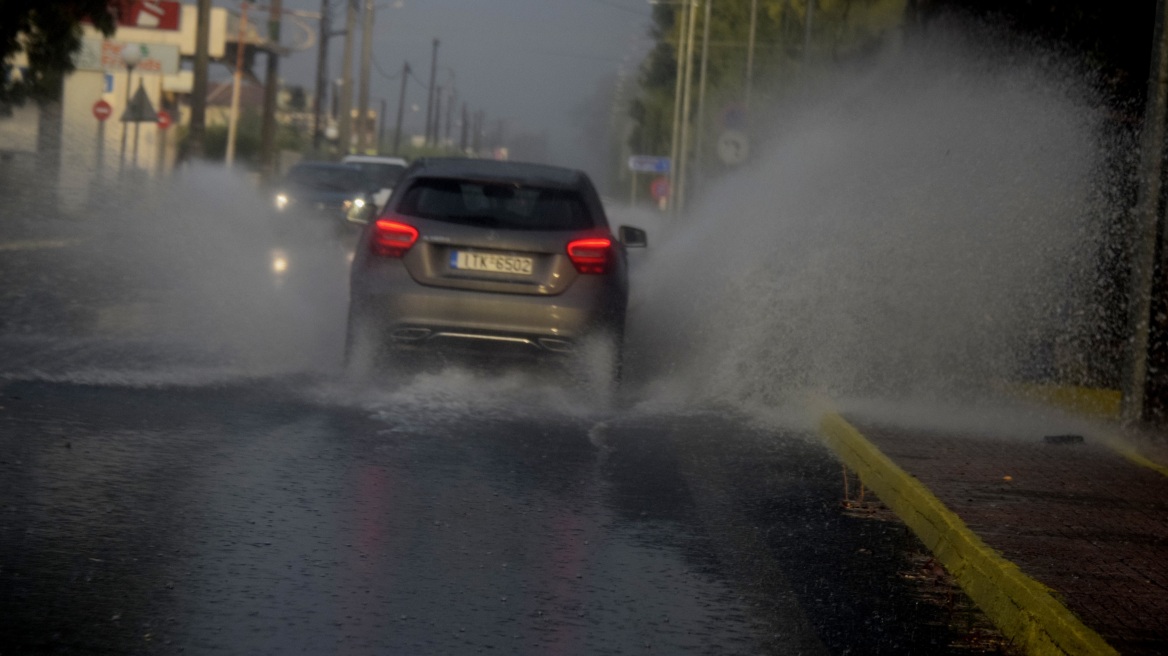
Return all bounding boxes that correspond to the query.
[349,162,406,187]
[396,177,594,231]
[286,165,367,191]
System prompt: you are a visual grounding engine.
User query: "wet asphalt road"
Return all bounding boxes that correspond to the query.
[1,377,981,655]
[0,181,1000,655]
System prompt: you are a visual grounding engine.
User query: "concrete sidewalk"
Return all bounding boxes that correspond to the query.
[819,410,1168,656]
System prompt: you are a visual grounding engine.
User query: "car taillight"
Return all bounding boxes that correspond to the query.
[371,218,419,257]
[566,237,612,274]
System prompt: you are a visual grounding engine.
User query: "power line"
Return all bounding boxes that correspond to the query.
[372,52,401,81]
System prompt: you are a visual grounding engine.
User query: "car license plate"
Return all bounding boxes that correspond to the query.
[450,251,533,275]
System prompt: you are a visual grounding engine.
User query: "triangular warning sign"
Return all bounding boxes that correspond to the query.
[120,85,158,123]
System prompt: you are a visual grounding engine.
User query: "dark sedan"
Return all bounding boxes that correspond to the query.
[272,162,377,225]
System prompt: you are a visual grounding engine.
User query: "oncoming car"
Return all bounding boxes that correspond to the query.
[342,155,409,210]
[344,158,647,379]
[272,162,377,225]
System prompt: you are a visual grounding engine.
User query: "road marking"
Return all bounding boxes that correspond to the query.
[0,238,82,252]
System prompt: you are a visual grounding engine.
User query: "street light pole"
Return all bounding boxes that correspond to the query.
[667,1,689,214]
[356,0,374,153]
[693,0,712,189]
[804,0,815,63]
[676,0,699,215]
[425,38,439,145]
[188,0,212,159]
[259,0,283,180]
[226,1,249,168]
[312,0,330,151]
[378,97,386,153]
[434,85,443,147]
[337,0,357,155]
[745,0,757,110]
[393,60,409,155]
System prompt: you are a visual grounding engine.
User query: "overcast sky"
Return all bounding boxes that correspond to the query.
[258,0,654,165]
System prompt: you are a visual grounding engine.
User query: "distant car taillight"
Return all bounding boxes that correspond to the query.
[371,218,418,257]
[566,238,612,274]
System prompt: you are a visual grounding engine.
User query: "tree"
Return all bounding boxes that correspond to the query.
[1,0,118,106]
[628,0,905,175]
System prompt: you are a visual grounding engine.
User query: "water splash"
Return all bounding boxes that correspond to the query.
[622,32,1110,417]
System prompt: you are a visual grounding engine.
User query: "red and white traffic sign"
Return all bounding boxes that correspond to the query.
[650,176,670,201]
[92,99,112,122]
[156,109,172,130]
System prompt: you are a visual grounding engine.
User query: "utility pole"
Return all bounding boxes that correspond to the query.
[226,1,249,168]
[425,38,439,145]
[473,110,484,153]
[445,88,455,144]
[1125,0,1168,423]
[259,0,283,180]
[676,0,699,215]
[694,0,712,189]
[433,85,443,147]
[188,0,213,159]
[804,0,815,62]
[745,0,757,110]
[337,0,357,155]
[459,102,468,153]
[377,98,386,153]
[393,60,409,155]
[667,1,690,215]
[312,0,330,151]
[357,0,374,153]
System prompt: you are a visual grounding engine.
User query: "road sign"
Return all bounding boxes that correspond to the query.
[156,109,172,130]
[92,99,113,121]
[717,130,749,165]
[121,85,158,123]
[75,39,181,76]
[628,155,671,174]
[650,176,670,201]
[117,1,183,31]
[721,103,747,130]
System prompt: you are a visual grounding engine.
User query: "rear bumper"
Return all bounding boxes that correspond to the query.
[350,265,624,354]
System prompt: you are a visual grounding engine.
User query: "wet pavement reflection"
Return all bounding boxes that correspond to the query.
[0,378,999,654]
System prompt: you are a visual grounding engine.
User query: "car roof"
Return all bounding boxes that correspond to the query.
[291,161,362,171]
[343,155,408,165]
[405,158,587,190]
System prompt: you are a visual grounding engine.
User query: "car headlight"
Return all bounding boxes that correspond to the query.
[274,193,289,210]
[271,249,289,274]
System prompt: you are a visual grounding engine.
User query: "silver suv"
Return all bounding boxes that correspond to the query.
[344,158,647,377]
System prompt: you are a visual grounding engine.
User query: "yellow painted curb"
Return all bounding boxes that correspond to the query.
[1012,383,1168,479]
[818,413,1118,656]
[1102,438,1168,479]
[1011,384,1122,420]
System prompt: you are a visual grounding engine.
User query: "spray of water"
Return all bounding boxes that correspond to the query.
[1,164,351,386]
[621,30,1112,431]
[2,27,1117,438]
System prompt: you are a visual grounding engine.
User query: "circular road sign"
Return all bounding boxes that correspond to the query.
[650,176,670,201]
[717,129,749,165]
[92,99,113,122]
[157,109,172,130]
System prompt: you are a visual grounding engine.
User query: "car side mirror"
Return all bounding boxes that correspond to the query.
[618,225,647,248]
